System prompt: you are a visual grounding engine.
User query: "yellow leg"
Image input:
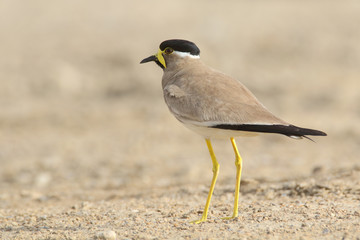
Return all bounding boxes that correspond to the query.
[190,139,220,224]
[222,137,243,220]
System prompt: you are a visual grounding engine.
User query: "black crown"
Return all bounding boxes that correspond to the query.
[160,39,200,56]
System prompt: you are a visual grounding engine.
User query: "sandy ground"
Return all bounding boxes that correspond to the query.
[0,1,360,239]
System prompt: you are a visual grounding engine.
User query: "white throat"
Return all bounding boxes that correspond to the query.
[174,51,200,59]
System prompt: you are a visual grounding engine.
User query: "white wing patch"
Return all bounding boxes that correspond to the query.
[180,119,284,128]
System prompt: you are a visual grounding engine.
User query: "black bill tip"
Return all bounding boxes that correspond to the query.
[140,55,164,69]
[140,55,157,64]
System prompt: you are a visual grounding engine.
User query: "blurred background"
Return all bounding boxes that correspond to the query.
[0,0,359,202]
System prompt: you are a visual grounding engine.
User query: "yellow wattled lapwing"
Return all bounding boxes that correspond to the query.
[140,39,326,224]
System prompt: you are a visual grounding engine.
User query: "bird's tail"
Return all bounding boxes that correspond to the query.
[211,124,327,139]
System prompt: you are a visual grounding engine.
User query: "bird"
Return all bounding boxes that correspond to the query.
[140,39,326,224]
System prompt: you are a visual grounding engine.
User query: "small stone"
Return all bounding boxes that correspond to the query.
[5,226,12,231]
[312,166,323,175]
[37,215,47,221]
[35,172,52,187]
[95,230,117,240]
[80,201,91,209]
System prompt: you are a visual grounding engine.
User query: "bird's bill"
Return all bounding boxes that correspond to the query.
[140,49,166,68]
[140,55,157,64]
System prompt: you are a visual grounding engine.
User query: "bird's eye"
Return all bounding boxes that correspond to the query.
[164,47,173,54]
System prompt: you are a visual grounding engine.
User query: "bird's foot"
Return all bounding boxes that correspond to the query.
[222,214,238,221]
[190,216,207,224]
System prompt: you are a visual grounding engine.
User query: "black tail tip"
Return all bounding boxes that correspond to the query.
[306,129,327,137]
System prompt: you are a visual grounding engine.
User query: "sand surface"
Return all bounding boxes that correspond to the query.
[0,1,359,239]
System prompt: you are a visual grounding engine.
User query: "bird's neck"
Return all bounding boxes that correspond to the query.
[161,58,205,88]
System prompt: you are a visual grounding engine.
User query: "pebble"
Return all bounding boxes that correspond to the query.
[95,230,117,240]
[35,172,52,187]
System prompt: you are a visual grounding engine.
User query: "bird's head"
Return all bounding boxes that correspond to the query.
[140,39,200,69]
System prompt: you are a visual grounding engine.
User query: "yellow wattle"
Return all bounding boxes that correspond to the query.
[155,49,166,68]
